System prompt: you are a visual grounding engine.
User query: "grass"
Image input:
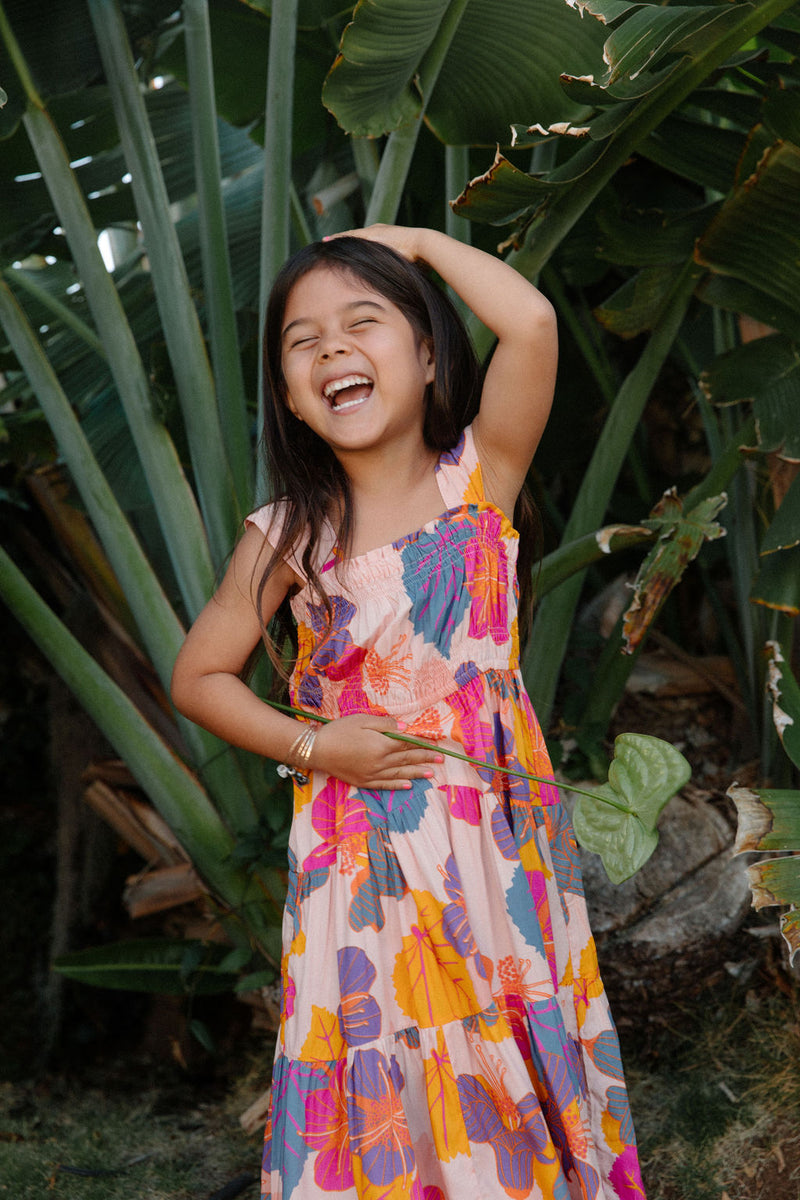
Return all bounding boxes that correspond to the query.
[0,1073,262,1199]
[2,949,799,1199]
[623,948,800,1200]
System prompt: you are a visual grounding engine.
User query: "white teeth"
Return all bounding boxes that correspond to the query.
[333,395,368,412]
[323,374,372,400]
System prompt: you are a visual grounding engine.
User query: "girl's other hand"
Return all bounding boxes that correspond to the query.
[308,714,443,790]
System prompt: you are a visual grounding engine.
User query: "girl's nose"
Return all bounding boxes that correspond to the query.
[318,332,350,360]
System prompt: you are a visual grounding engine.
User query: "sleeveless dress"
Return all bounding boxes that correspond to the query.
[247,426,645,1200]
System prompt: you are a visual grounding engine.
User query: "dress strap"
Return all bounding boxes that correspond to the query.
[245,500,318,581]
[435,424,485,510]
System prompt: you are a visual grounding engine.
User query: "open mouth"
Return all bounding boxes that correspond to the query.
[323,374,373,412]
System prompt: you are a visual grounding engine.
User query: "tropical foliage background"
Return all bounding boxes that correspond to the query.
[0,0,798,1006]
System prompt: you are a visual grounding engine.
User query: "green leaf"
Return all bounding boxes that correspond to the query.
[779,909,800,965]
[88,0,240,561]
[766,640,800,769]
[745,855,800,909]
[700,333,800,461]
[761,471,800,554]
[621,488,727,652]
[323,0,447,137]
[323,0,603,145]
[695,140,800,321]
[697,273,800,342]
[572,733,692,883]
[640,113,747,193]
[53,938,240,994]
[236,968,278,992]
[189,1019,217,1053]
[595,201,718,268]
[751,545,800,615]
[594,263,690,338]
[730,786,800,853]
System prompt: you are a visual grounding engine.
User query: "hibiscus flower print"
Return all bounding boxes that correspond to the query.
[336,946,382,1047]
[297,594,367,710]
[464,509,510,645]
[303,1060,354,1191]
[400,519,473,656]
[301,776,371,873]
[348,1048,416,1187]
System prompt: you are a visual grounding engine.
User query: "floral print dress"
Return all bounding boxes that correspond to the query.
[246,426,645,1200]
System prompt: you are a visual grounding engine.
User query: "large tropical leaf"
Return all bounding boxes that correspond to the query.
[322,0,604,145]
[453,0,797,269]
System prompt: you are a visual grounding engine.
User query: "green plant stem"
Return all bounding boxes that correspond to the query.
[257,0,299,497]
[365,0,470,225]
[445,146,471,242]
[184,0,252,514]
[524,260,699,728]
[263,699,637,815]
[88,0,239,569]
[3,268,105,359]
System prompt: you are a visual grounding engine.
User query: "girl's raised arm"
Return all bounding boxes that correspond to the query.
[341,225,558,515]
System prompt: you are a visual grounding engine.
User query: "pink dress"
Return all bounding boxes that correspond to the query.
[247,426,644,1200]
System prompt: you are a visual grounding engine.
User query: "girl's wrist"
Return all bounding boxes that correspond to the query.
[276,721,321,785]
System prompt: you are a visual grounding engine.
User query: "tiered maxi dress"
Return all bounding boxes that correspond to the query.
[247,426,645,1200]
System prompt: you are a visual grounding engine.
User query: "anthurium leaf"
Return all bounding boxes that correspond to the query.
[53,938,240,994]
[572,732,691,883]
[766,640,800,768]
[695,141,800,319]
[620,489,727,653]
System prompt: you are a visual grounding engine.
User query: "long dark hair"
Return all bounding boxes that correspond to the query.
[255,236,538,672]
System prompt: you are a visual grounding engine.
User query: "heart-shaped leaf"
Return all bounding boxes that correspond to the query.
[572,733,691,883]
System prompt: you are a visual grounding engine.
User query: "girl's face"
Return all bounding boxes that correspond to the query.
[279,266,435,456]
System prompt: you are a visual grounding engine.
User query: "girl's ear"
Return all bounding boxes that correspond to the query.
[423,340,435,386]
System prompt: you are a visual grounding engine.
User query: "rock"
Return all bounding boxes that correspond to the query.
[567,786,753,1020]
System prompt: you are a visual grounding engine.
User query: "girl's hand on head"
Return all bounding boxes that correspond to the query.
[325,224,426,263]
[307,714,443,790]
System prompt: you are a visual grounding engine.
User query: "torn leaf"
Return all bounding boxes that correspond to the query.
[621,490,727,654]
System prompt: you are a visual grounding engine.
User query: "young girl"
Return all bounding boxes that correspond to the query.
[171,226,645,1200]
